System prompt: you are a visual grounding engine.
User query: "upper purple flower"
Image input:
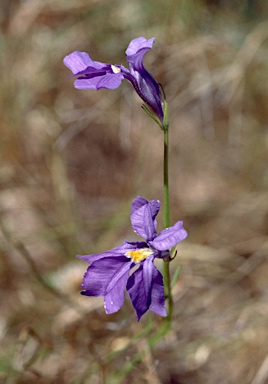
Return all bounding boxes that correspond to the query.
[77,196,187,320]
[63,37,164,124]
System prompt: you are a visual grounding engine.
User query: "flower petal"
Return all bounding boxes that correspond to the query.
[104,264,130,314]
[64,39,163,123]
[125,37,155,57]
[125,37,164,123]
[130,197,160,241]
[63,51,105,74]
[77,242,135,264]
[127,257,166,320]
[148,267,167,317]
[64,51,124,90]
[74,72,123,90]
[149,221,188,251]
[131,196,160,218]
[126,266,150,321]
[81,257,130,297]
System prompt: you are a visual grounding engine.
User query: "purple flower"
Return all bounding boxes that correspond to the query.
[63,37,164,124]
[77,196,187,320]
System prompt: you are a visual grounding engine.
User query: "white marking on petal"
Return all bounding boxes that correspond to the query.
[111,65,121,74]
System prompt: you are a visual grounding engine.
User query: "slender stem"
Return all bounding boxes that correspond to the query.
[162,88,170,229]
[161,103,173,323]
[163,126,170,229]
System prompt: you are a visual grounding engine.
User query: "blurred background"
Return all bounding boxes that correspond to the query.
[1,0,268,383]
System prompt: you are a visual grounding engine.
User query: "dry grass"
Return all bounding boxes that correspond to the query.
[1,1,268,383]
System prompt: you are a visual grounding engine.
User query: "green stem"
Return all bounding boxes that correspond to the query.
[161,103,173,323]
[163,126,170,229]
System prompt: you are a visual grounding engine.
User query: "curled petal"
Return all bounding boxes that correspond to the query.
[149,221,188,251]
[130,197,160,241]
[131,196,148,213]
[63,38,164,123]
[63,51,105,74]
[125,37,155,58]
[125,37,163,123]
[131,196,160,219]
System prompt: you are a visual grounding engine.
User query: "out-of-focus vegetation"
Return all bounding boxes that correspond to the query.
[1,0,268,383]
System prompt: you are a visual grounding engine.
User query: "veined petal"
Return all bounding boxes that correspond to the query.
[64,39,164,123]
[74,71,123,90]
[63,51,105,74]
[131,196,160,219]
[126,267,148,321]
[126,257,166,320]
[104,263,130,314]
[131,196,148,213]
[64,51,124,90]
[81,257,130,297]
[142,256,154,298]
[125,37,155,57]
[149,267,167,317]
[125,37,164,123]
[130,197,160,241]
[77,242,135,264]
[126,69,163,123]
[149,221,188,251]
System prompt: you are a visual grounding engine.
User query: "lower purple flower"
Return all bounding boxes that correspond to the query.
[77,196,187,320]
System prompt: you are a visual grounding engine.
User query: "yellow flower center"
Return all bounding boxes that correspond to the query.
[125,248,154,263]
[111,65,121,74]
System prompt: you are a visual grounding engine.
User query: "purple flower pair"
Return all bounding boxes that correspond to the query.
[63,37,164,124]
[64,38,187,319]
[78,196,187,320]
